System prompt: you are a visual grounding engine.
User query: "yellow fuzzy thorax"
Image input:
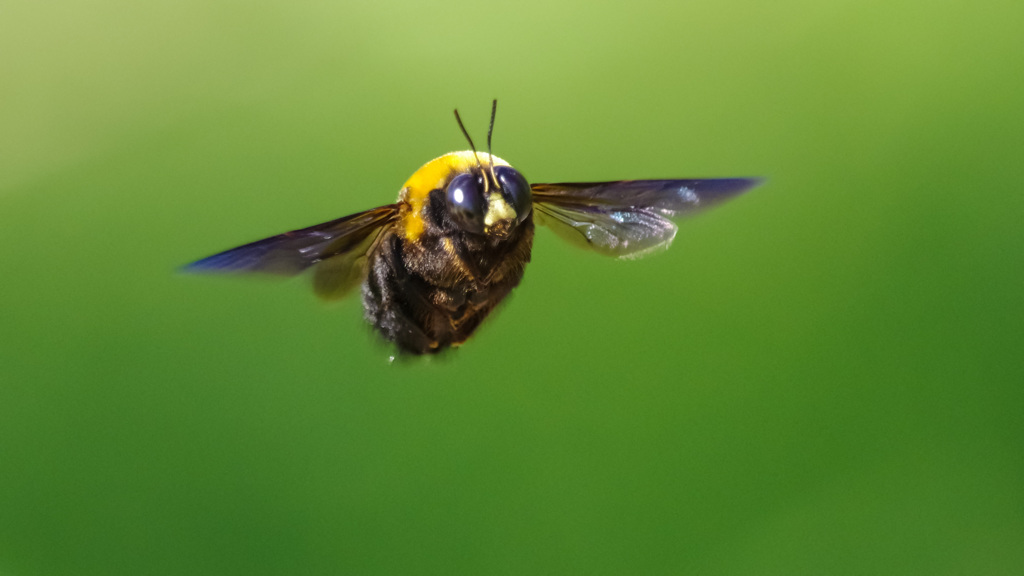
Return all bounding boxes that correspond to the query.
[398,151,511,241]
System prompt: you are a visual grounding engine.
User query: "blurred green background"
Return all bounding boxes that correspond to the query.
[1,0,1022,574]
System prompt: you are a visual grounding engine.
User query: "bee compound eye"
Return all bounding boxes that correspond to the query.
[446,172,486,233]
[494,166,532,223]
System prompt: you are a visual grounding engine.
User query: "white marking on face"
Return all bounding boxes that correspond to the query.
[484,193,516,227]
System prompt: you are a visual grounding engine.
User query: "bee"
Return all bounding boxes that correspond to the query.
[185,101,760,354]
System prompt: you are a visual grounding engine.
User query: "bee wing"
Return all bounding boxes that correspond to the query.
[531,179,760,258]
[184,204,400,300]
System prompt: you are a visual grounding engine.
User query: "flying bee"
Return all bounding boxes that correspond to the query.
[185,101,760,354]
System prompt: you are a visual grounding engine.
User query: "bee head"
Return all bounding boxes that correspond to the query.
[446,166,531,238]
[442,100,532,239]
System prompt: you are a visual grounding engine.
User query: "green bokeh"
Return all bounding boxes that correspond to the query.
[1,1,1021,574]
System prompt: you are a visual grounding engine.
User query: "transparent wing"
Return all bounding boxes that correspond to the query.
[532,178,760,258]
[311,224,392,301]
[184,204,400,300]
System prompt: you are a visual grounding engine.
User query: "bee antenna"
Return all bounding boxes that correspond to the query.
[454,107,488,192]
[486,99,498,186]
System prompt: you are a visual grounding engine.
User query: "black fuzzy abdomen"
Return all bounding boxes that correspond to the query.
[362,219,534,354]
